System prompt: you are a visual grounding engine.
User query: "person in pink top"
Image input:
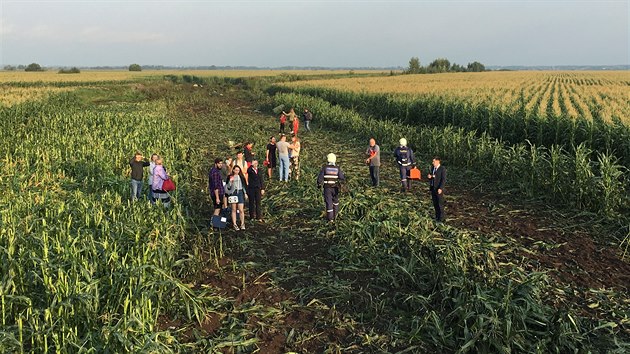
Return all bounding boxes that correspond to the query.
[152,157,171,207]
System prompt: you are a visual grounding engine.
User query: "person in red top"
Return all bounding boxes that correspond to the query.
[279,113,287,134]
[292,116,299,137]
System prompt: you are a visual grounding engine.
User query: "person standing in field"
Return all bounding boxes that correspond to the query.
[427,156,446,222]
[394,138,415,192]
[233,150,248,184]
[129,151,150,201]
[365,138,380,187]
[276,134,292,182]
[279,112,287,134]
[303,108,313,132]
[225,165,248,230]
[289,136,301,180]
[152,157,171,208]
[317,153,346,222]
[209,158,226,216]
[247,159,265,222]
[265,136,277,179]
[292,115,300,136]
[147,153,159,203]
[221,156,233,181]
[244,142,255,168]
[284,108,297,125]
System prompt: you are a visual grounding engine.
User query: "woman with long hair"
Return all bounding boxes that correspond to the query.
[224,165,248,230]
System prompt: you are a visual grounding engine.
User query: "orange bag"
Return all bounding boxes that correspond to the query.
[409,167,421,180]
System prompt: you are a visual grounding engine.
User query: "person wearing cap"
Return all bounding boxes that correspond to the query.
[427,156,446,222]
[394,138,415,192]
[317,153,346,222]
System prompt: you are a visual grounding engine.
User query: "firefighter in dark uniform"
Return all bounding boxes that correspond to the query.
[394,138,416,192]
[317,153,346,222]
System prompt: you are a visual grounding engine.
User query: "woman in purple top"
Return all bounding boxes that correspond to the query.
[152,157,171,207]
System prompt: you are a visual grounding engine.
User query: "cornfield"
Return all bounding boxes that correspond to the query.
[274,71,630,167]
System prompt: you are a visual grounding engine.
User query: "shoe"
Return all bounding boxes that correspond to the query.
[240,224,246,230]
[257,219,264,223]
[233,224,240,231]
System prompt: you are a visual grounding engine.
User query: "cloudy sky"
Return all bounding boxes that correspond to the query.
[0,0,627,67]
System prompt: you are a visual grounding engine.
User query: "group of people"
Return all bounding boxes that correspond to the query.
[279,107,312,135]
[129,151,171,207]
[129,111,446,229]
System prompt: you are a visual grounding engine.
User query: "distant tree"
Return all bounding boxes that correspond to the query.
[128,63,142,71]
[450,63,466,72]
[467,61,486,72]
[3,65,16,71]
[405,57,422,74]
[25,63,44,72]
[427,58,450,73]
[17,64,26,70]
[58,67,81,74]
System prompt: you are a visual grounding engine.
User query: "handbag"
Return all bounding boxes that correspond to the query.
[227,194,239,204]
[162,178,176,192]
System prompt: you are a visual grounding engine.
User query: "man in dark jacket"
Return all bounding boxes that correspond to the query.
[247,159,265,221]
[130,151,150,201]
[317,153,346,222]
[427,156,446,222]
[303,108,313,132]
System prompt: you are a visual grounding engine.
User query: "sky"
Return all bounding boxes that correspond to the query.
[0,0,628,67]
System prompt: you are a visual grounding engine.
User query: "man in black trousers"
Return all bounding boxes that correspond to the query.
[427,156,446,222]
[247,159,265,222]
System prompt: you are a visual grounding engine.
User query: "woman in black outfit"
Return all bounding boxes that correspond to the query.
[265,136,278,179]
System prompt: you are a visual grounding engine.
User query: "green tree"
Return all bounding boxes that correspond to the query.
[406,57,422,74]
[427,58,451,73]
[128,63,142,71]
[3,65,16,71]
[467,61,486,72]
[25,63,44,72]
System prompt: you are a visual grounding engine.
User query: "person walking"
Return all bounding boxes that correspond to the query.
[152,157,171,208]
[427,156,446,222]
[247,159,265,222]
[279,112,287,134]
[276,134,292,182]
[225,165,248,230]
[129,151,150,201]
[265,136,277,179]
[209,158,226,216]
[317,153,346,222]
[147,153,159,203]
[289,136,301,180]
[365,138,380,187]
[394,138,415,192]
[303,108,313,132]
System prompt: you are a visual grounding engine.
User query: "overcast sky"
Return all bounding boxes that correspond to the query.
[0,0,628,67]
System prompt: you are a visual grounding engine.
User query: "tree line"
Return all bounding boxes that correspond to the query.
[404,57,486,74]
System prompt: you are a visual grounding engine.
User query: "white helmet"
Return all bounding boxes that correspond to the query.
[399,138,407,146]
[327,153,337,164]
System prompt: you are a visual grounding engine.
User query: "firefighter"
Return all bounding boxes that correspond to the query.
[317,153,346,222]
[394,138,416,192]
